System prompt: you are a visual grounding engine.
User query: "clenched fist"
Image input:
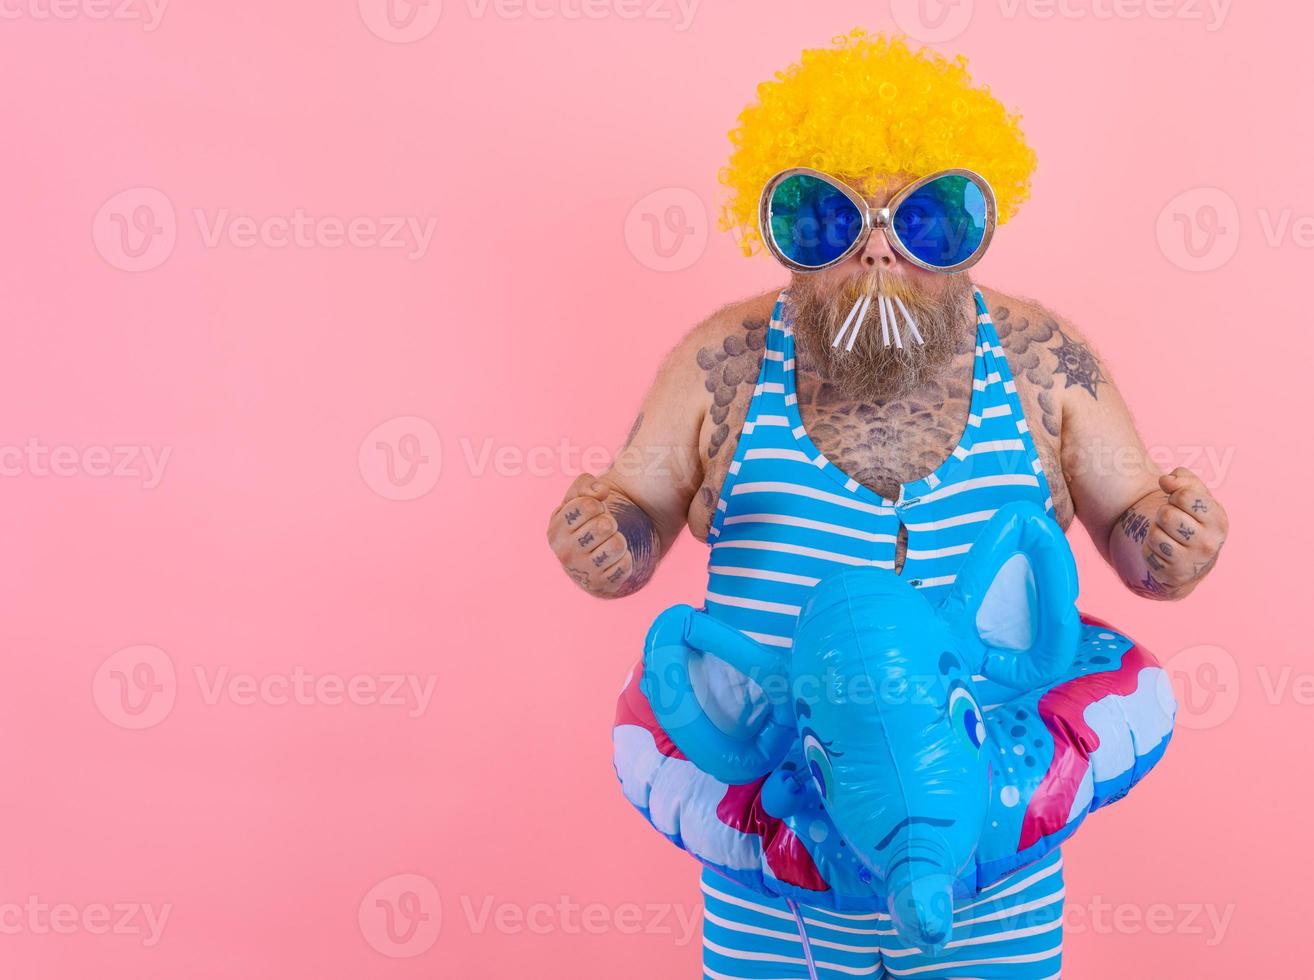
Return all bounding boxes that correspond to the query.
[547,474,637,596]
[1127,466,1228,596]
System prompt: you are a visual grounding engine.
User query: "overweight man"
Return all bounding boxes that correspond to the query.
[547,31,1227,979]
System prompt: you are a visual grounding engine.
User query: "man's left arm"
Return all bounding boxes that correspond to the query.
[1053,319,1229,600]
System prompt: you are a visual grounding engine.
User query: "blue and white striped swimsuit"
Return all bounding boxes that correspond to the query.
[699,287,1065,979]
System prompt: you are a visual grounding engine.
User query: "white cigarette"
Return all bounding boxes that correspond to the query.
[845,292,873,351]
[832,294,864,348]
[892,295,923,345]
[885,296,903,349]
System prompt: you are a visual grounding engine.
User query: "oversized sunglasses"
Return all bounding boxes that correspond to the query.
[758,167,998,274]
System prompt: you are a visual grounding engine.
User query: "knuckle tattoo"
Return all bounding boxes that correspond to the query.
[1121,509,1151,543]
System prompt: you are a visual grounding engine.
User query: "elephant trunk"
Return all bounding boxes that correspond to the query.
[882,834,959,955]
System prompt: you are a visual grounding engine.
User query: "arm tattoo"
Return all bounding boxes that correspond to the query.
[696,319,766,460]
[1050,327,1106,399]
[992,305,1107,443]
[1130,571,1174,600]
[609,498,659,597]
[1120,507,1152,543]
[622,412,643,450]
[990,304,1062,439]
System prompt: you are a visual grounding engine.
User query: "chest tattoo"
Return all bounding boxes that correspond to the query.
[689,299,1093,539]
[794,359,975,503]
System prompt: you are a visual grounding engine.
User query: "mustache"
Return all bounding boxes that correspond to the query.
[831,288,924,352]
[789,271,973,402]
[813,270,965,325]
[832,269,921,304]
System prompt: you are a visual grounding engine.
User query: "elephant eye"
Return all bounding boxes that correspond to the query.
[948,684,986,752]
[800,729,836,802]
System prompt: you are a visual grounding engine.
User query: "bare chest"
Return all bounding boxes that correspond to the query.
[793,360,976,504]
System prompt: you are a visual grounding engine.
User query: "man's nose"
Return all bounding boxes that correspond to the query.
[859,227,898,269]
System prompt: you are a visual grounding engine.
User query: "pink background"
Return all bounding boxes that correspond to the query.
[0,1,1305,977]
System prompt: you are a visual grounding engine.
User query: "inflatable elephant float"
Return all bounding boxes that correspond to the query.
[613,502,1176,953]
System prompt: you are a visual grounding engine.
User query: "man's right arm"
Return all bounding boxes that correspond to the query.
[544,320,715,598]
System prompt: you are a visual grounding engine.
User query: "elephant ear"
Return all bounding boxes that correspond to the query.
[640,605,795,785]
[937,502,1080,691]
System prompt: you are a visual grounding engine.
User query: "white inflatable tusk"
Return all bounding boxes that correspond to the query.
[878,291,891,347]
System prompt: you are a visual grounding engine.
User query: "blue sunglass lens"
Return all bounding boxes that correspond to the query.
[891,175,989,269]
[768,174,864,268]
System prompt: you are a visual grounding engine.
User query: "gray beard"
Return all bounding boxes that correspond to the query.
[790,271,976,402]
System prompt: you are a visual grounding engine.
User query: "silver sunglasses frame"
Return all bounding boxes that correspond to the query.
[757,167,998,274]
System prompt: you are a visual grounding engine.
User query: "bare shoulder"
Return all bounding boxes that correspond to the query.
[688,288,776,422]
[668,289,778,539]
[974,284,1113,529]
[653,289,776,430]
[681,290,778,364]
[632,289,776,433]
[974,284,1110,441]
[603,290,780,546]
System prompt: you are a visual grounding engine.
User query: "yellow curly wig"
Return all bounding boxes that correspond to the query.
[720,30,1038,256]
